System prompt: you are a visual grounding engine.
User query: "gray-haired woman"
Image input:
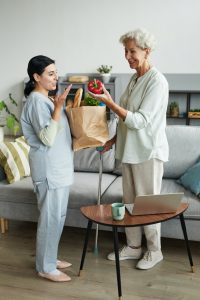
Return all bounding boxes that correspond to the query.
[89,28,169,270]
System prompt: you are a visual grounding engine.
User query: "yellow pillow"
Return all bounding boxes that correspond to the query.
[0,136,30,183]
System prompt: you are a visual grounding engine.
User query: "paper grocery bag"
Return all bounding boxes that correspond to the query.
[66,106,109,151]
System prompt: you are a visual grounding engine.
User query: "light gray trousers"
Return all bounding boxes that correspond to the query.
[122,159,163,251]
[35,180,69,273]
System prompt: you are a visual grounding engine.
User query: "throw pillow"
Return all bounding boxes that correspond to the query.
[177,160,200,197]
[0,137,30,183]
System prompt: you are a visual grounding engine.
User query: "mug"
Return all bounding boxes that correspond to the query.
[111,203,125,221]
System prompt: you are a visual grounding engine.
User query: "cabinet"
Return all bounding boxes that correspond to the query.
[166,74,200,126]
[58,75,117,119]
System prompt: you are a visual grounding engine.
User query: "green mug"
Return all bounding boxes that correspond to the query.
[111,203,125,221]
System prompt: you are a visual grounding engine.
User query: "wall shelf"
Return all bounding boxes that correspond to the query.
[165,74,200,126]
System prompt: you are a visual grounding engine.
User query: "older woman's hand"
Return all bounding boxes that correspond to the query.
[88,85,113,105]
[98,135,117,154]
[89,85,127,120]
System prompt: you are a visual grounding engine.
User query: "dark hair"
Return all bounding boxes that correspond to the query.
[24,55,55,97]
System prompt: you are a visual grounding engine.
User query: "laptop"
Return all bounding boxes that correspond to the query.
[125,193,184,216]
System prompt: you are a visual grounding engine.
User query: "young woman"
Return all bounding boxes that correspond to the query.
[21,55,74,282]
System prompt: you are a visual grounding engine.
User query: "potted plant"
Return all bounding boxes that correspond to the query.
[169,101,179,117]
[97,64,112,83]
[0,93,20,141]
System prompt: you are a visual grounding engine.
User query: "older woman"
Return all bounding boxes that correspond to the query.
[89,28,169,270]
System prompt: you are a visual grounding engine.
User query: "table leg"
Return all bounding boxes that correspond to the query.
[78,220,93,276]
[112,226,122,300]
[179,213,194,272]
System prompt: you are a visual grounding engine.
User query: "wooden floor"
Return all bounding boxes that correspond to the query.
[0,221,200,300]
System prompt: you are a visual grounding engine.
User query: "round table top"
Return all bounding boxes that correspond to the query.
[80,203,189,227]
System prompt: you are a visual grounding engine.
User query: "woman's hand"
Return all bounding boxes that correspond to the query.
[54,84,72,109]
[88,85,113,105]
[89,85,127,121]
[100,136,116,154]
[52,84,72,121]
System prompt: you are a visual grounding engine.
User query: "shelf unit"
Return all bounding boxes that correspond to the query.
[167,90,200,126]
[165,74,200,126]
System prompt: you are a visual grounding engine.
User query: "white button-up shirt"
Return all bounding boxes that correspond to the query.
[116,67,169,164]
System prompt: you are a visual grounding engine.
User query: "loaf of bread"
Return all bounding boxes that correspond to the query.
[73,88,83,108]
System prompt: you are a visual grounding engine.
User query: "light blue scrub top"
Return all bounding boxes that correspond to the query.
[21,92,74,189]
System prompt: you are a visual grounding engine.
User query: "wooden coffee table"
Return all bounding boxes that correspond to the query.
[79,203,194,300]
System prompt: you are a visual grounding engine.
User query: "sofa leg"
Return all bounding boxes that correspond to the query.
[0,218,6,234]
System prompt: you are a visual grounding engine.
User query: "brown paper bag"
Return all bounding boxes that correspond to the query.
[66,106,109,151]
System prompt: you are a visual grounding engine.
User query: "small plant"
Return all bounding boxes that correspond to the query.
[169,101,179,108]
[0,93,20,135]
[97,65,112,74]
[189,109,200,112]
[169,101,179,117]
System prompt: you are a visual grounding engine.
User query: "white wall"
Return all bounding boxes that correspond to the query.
[0,0,200,121]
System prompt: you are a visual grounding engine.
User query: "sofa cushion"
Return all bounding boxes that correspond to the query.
[177,160,200,197]
[0,176,36,203]
[113,126,200,178]
[74,146,116,173]
[101,176,123,203]
[0,137,30,183]
[164,126,200,179]
[68,172,117,208]
[161,178,200,219]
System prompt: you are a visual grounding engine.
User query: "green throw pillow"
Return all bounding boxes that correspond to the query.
[177,160,200,197]
[0,136,30,183]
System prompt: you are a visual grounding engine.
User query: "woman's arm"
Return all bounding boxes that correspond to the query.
[100,134,117,153]
[88,85,128,120]
[52,84,72,121]
[38,85,72,146]
[89,79,168,130]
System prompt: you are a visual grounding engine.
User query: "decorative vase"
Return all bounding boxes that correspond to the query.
[170,107,179,117]
[101,73,111,84]
[0,126,4,142]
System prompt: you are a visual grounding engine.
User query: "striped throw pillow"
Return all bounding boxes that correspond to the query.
[0,136,30,183]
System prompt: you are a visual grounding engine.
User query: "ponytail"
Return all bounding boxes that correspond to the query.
[24,80,35,97]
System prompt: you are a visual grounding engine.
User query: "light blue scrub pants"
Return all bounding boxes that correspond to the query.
[35,180,69,273]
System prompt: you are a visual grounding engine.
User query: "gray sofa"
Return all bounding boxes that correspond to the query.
[0,125,200,241]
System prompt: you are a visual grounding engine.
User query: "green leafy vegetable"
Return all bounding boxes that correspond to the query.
[84,93,100,106]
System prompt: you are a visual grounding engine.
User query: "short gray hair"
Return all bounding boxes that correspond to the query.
[119,28,156,50]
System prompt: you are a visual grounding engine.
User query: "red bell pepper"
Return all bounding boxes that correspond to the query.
[87,78,103,94]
